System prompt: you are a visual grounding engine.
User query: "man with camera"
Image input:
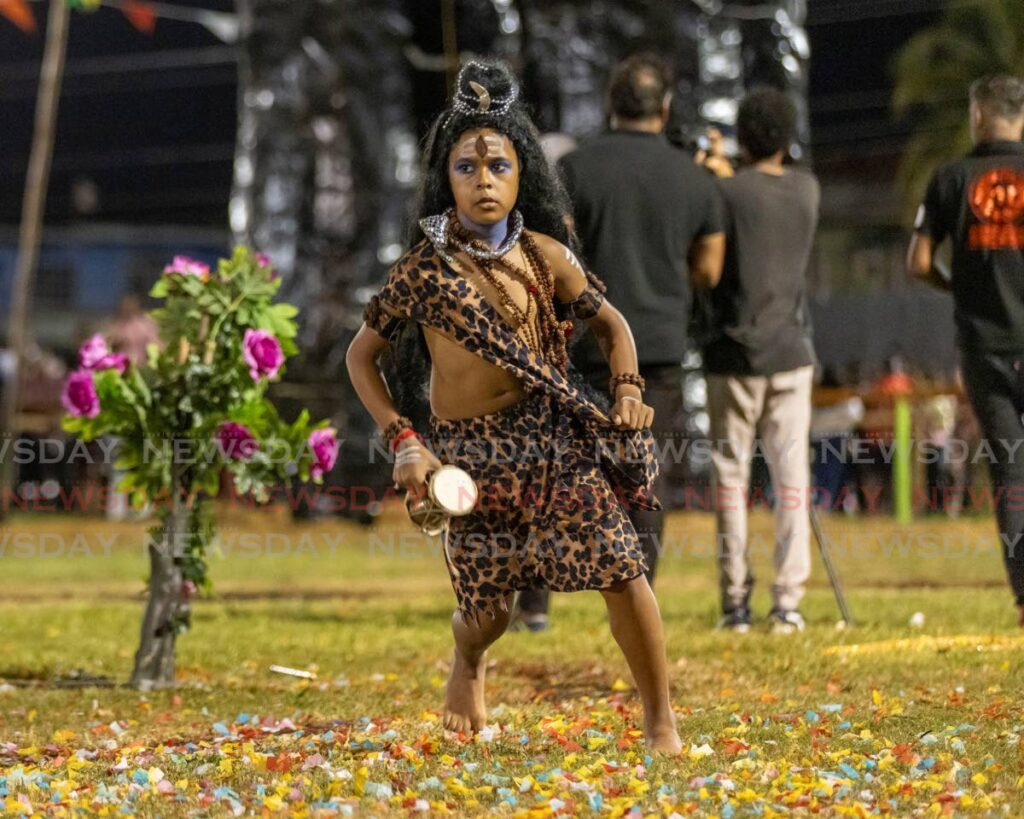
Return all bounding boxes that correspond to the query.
[699,87,820,634]
[512,54,725,630]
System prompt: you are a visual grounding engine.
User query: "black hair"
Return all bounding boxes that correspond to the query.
[409,59,577,250]
[970,75,1024,120]
[736,86,796,162]
[608,53,671,121]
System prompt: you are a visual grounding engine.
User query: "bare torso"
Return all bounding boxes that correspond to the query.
[425,242,541,420]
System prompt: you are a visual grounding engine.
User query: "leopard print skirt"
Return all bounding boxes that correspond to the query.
[427,390,648,625]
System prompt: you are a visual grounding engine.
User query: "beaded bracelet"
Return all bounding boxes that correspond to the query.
[609,372,645,396]
[382,416,415,451]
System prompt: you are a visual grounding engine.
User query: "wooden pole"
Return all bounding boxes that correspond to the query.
[440,0,457,98]
[0,0,71,515]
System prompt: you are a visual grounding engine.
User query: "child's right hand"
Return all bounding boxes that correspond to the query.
[393,439,444,494]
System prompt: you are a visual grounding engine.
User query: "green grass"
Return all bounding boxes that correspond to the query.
[1,506,1023,816]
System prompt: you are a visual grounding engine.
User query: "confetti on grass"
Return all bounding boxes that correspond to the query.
[1,687,1020,816]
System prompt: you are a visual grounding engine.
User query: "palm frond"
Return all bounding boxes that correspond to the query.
[896,117,972,223]
[891,0,1023,221]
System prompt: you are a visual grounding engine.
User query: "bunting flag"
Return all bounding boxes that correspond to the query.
[0,0,36,32]
[8,0,238,42]
[121,0,156,33]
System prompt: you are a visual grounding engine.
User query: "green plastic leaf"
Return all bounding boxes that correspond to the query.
[201,468,221,498]
[113,450,140,470]
[128,366,152,408]
[61,416,84,434]
[271,303,298,319]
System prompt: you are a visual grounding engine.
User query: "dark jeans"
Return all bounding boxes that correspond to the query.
[518,363,683,615]
[812,435,848,509]
[961,348,1024,605]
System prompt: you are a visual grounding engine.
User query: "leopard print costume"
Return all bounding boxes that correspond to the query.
[364,235,660,624]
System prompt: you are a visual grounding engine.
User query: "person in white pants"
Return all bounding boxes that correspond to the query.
[698,87,820,633]
[707,367,814,632]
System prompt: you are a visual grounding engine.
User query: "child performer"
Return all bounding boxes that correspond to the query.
[345,60,681,753]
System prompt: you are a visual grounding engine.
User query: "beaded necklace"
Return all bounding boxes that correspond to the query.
[448,214,573,375]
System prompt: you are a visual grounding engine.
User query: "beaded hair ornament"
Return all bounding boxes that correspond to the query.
[444,60,521,125]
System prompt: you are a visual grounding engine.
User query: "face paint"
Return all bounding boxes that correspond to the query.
[455,133,505,160]
[448,128,520,233]
[457,211,509,250]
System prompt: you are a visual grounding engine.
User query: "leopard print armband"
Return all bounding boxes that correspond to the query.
[363,295,402,340]
[563,285,604,321]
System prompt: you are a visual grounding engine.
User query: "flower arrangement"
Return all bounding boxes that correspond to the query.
[61,247,338,688]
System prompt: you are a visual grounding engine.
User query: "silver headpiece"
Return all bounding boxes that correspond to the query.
[448,61,520,119]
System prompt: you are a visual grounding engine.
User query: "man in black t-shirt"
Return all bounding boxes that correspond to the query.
[907,74,1024,627]
[701,87,820,635]
[561,54,725,576]
[512,54,725,630]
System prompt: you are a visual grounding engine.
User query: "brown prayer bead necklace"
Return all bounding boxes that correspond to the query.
[449,214,572,375]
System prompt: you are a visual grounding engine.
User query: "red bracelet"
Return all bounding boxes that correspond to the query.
[390,427,422,452]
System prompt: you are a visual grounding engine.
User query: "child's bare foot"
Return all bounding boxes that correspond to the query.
[645,718,683,754]
[443,648,487,734]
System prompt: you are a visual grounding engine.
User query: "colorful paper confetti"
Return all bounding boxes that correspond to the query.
[1,685,1018,816]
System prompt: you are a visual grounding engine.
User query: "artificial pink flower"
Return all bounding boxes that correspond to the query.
[61,370,101,418]
[243,329,284,382]
[163,255,210,282]
[181,580,198,599]
[79,335,129,374]
[256,252,278,281]
[216,421,258,461]
[78,334,110,369]
[94,352,129,375]
[309,427,339,479]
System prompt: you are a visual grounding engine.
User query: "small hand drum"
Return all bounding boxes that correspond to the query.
[404,465,479,536]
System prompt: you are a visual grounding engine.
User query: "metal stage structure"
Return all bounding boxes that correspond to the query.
[228,0,809,517]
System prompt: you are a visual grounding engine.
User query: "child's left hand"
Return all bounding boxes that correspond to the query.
[611,395,654,429]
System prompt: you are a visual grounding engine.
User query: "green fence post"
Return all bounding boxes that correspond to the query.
[893,396,912,524]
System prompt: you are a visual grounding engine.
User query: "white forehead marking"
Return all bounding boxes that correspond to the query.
[455,133,506,157]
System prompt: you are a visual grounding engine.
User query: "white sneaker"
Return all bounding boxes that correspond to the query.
[768,609,805,634]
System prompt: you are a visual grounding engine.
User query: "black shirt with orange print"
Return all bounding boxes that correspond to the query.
[916,140,1024,354]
